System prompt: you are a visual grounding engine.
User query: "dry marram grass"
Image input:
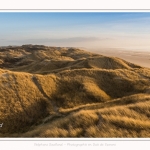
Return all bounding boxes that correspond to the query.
[0,45,150,137]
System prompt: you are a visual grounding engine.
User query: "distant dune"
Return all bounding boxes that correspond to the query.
[0,45,150,137]
[91,48,150,69]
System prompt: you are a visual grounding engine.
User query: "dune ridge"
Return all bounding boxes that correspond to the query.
[0,45,150,137]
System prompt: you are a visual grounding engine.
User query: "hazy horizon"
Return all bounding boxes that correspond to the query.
[1,12,150,51]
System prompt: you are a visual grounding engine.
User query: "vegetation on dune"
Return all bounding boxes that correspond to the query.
[0,45,150,137]
[21,99,150,137]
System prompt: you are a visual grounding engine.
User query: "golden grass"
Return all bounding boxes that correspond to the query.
[20,98,150,137]
[0,45,150,137]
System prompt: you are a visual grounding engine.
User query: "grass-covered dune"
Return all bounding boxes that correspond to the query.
[0,45,150,137]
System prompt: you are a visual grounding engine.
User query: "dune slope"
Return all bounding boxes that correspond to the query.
[0,45,150,137]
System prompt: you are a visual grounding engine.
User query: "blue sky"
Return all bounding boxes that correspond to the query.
[1,12,150,50]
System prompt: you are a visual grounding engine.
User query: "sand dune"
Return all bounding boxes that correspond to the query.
[91,48,150,69]
[0,45,150,137]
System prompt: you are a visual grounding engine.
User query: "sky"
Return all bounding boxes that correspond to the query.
[1,12,150,50]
